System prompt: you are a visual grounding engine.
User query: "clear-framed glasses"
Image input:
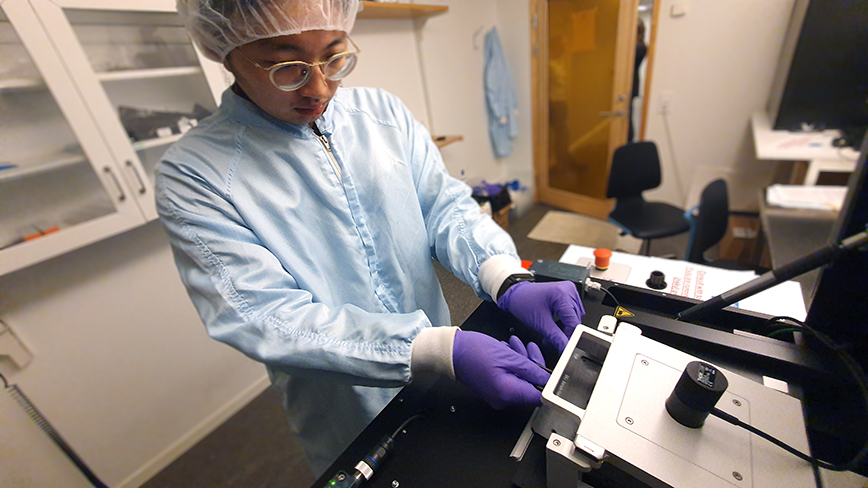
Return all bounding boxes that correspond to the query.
[235,37,360,92]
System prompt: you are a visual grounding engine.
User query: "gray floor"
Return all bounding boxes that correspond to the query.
[142,204,688,488]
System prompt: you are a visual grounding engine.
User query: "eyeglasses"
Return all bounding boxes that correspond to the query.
[235,37,360,92]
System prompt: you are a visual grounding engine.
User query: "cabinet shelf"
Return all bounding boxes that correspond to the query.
[433,135,463,149]
[131,133,184,151]
[0,77,45,91]
[358,2,448,19]
[0,152,87,181]
[96,66,202,83]
[0,69,204,93]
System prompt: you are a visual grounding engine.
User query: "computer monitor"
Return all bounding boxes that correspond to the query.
[768,0,868,138]
[805,132,868,370]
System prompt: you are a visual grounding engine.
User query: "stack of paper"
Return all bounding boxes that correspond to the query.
[766,184,847,211]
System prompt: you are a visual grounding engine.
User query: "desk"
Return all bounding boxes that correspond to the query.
[751,111,859,185]
[758,192,838,306]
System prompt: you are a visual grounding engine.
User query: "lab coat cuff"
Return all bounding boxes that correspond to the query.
[479,255,527,300]
[410,326,458,380]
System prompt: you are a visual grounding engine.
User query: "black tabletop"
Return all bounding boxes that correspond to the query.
[311,297,606,488]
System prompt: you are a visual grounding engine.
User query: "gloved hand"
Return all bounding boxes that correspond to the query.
[506,335,546,368]
[497,281,585,353]
[452,330,550,410]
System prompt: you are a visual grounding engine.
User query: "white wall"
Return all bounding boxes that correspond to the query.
[495,0,535,214]
[349,0,536,201]
[419,0,502,184]
[643,0,796,212]
[343,18,429,128]
[0,223,268,487]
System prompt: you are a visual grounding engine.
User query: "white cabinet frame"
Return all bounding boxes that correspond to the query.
[0,0,229,276]
[1,0,145,275]
[30,0,226,220]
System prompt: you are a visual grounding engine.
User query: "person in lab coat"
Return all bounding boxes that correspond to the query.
[156,0,585,475]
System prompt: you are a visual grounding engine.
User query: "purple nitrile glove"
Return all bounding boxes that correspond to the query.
[452,330,551,410]
[507,335,546,369]
[497,281,585,353]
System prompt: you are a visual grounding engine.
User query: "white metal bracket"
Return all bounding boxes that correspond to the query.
[0,320,32,368]
[546,432,595,488]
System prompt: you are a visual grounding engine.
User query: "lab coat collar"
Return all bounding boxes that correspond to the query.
[220,86,339,137]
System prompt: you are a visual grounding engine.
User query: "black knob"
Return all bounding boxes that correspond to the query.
[646,270,667,290]
[666,361,729,428]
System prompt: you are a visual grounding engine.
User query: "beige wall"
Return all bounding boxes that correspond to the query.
[642,0,796,212]
[0,222,268,487]
[347,0,535,197]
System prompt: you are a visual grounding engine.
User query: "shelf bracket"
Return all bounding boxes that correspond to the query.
[0,320,32,369]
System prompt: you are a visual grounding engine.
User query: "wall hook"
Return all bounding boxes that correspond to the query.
[473,25,484,50]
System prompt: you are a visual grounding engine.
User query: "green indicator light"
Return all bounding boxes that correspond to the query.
[330,481,336,486]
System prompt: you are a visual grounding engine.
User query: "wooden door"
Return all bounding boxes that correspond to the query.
[532,0,639,218]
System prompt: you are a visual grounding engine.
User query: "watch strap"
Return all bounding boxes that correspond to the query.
[496,273,535,301]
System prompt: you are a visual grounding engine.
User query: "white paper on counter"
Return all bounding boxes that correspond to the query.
[559,245,806,320]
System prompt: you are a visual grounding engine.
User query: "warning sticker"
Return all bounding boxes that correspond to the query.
[614,306,635,318]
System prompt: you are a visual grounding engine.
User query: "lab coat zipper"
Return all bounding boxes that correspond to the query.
[314,131,342,183]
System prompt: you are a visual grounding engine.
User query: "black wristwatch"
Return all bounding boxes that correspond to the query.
[496,273,536,300]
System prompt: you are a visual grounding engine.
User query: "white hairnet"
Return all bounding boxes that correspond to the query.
[178,0,362,62]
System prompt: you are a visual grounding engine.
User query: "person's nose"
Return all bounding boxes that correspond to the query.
[298,65,330,99]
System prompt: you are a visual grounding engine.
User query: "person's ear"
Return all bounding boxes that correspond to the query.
[223,53,235,75]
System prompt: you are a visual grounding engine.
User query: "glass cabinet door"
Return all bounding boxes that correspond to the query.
[0,0,145,276]
[30,0,225,220]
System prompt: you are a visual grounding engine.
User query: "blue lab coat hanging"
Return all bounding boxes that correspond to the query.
[484,27,519,158]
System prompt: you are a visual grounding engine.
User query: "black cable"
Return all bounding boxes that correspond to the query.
[755,316,868,473]
[1,373,108,488]
[600,286,622,310]
[389,413,425,439]
[767,327,802,338]
[711,407,844,472]
[333,413,426,487]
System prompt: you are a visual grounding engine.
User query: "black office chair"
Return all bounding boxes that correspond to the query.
[685,178,767,272]
[606,142,690,255]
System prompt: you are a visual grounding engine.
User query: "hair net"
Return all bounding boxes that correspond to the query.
[178,0,362,62]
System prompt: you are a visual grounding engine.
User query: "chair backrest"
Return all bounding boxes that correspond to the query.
[686,179,730,264]
[606,141,663,200]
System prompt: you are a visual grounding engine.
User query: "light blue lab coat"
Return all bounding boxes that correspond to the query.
[155,86,520,475]
[485,26,520,158]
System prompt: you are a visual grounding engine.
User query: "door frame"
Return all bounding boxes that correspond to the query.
[531,0,640,219]
[638,0,659,141]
